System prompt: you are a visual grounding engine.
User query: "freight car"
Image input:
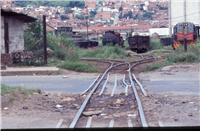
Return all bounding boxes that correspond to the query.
[172,22,198,52]
[56,27,98,48]
[127,35,150,53]
[102,30,124,46]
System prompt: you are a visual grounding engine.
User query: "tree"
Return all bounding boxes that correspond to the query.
[55,10,60,15]
[61,15,69,20]
[64,7,73,14]
[90,11,97,17]
[143,12,152,19]
[118,13,123,19]
[76,14,84,20]
[99,1,102,5]
[119,6,123,12]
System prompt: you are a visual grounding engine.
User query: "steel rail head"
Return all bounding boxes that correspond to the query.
[55,119,63,128]
[81,75,100,95]
[123,74,129,96]
[68,62,113,128]
[127,56,149,127]
[132,74,147,96]
[111,74,117,97]
[109,119,114,127]
[99,73,109,96]
[86,117,92,128]
[128,69,148,127]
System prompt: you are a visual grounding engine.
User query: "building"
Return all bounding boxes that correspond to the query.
[1,9,37,55]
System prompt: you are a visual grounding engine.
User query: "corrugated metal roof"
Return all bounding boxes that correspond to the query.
[1,9,37,23]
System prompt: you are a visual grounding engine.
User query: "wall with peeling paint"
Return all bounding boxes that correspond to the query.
[1,16,5,53]
[1,16,24,54]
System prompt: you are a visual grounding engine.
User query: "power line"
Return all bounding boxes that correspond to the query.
[169,11,200,20]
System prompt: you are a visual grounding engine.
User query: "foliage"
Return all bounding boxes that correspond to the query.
[91,38,98,40]
[143,12,153,19]
[79,45,126,59]
[55,10,60,15]
[58,61,97,72]
[123,11,133,19]
[90,11,97,17]
[14,1,84,8]
[119,13,123,19]
[126,29,134,37]
[64,7,73,14]
[76,14,84,20]
[99,1,102,5]
[133,11,152,20]
[23,20,79,67]
[1,84,40,97]
[142,40,200,72]
[157,4,168,10]
[140,4,144,11]
[149,38,164,50]
[61,15,69,20]
[119,6,123,12]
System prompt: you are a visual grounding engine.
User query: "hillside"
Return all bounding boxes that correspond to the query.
[15,0,85,8]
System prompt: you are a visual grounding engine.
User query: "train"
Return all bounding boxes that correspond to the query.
[55,27,98,48]
[127,35,150,53]
[102,30,124,47]
[172,22,198,51]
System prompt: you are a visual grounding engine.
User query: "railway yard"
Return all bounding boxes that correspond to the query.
[1,54,199,128]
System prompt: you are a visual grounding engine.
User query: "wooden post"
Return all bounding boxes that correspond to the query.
[43,15,47,65]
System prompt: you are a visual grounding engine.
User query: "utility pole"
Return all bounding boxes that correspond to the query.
[43,15,47,65]
[86,6,89,41]
[168,0,171,36]
[184,0,186,22]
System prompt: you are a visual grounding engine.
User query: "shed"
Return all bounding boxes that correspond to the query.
[1,9,37,65]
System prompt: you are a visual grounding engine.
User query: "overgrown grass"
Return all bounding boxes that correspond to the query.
[142,39,200,72]
[58,61,98,72]
[79,44,126,59]
[1,84,41,99]
[149,38,164,50]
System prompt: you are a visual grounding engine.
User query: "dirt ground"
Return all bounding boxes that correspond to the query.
[1,60,199,128]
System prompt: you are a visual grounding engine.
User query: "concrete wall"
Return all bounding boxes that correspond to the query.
[1,16,5,53]
[149,28,169,36]
[171,0,200,26]
[1,16,24,54]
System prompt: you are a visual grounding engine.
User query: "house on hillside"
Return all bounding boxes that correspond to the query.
[1,9,37,66]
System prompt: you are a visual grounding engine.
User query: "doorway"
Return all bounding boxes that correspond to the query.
[4,23,9,53]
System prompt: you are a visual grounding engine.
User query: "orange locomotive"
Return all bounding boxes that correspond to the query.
[172,22,198,51]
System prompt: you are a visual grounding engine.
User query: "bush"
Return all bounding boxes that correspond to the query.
[79,45,126,59]
[149,38,164,50]
[58,61,97,72]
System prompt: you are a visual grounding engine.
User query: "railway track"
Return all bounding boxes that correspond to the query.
[59,54,156,128]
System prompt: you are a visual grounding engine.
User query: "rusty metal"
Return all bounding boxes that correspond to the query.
[160,38,172,46]
[128,35,150,53]
[43,15,47,65]
[1,53,13,66]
